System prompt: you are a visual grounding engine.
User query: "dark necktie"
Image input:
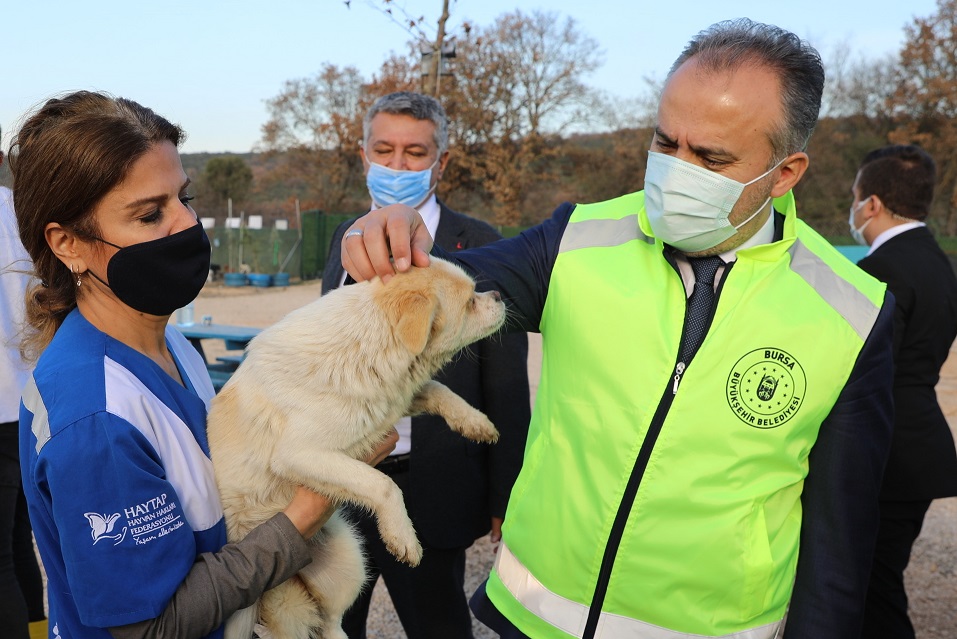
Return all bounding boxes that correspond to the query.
[679,256,724,364]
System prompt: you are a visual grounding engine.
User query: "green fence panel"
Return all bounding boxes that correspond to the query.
[208,226,303,278]
[300,211,356,281]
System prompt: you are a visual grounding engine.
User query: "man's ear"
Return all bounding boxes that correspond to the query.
[437,149,450,180]
[45,222,87,271]
[359,145,372,176]
[866,195,885,218]
[770,152,809,198]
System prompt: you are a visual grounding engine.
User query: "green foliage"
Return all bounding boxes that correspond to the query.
[198,156,253,217]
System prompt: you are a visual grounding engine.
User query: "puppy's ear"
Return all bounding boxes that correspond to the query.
[392,291,437,354]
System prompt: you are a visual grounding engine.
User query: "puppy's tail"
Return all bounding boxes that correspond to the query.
[224,601,259,639]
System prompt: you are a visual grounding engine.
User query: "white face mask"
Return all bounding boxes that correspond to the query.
[644,151,785,253]
[848,197,872,246]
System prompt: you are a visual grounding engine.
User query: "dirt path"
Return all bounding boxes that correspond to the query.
[192,281,957,637]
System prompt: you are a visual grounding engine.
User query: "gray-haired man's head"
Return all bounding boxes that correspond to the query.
[363,92,449,155]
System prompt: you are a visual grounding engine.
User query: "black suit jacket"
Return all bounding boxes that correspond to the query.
[857,225,957,501]
[322,202,531,548]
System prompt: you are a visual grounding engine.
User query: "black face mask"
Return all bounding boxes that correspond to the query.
[86,223,211,316]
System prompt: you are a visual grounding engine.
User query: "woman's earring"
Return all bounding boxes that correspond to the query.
[71,264,81,288]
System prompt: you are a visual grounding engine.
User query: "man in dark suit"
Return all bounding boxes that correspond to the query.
[322,91,531,639]
[849,144,957,638]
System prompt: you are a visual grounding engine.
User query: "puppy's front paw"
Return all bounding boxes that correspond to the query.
[383,528,423,566]
[455,412,500,444]
[375,506,423,566]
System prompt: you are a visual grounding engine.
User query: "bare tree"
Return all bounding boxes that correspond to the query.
[821,41,898,124]
[442,10,604,225]
[259,64,370,212]
[261,7,602,224]
[348,0,454,96]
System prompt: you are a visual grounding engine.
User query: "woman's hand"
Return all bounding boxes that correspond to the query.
[283,428,400,539]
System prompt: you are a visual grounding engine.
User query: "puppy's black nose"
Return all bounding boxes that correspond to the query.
[489,290,502,301]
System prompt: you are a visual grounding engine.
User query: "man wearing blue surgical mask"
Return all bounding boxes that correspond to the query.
[360,99,448,211]
[340,21,896,639]
[321,91,530,639]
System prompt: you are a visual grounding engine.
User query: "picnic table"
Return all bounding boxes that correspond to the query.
[173,322,261,391]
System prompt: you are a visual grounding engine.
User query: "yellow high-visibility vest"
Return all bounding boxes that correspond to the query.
[488,191,886,638]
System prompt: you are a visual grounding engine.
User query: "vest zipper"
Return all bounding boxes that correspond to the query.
[582,376,678,639]
[672,361,685,394]
[581,259,733,638]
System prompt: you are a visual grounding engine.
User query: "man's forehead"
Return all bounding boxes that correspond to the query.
[655,59,780,155]
[369,113,436,145]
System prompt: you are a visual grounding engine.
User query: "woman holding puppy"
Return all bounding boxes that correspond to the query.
[11,91,395,639]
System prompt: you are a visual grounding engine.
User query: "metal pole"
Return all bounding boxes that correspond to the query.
[227,198,233,271]
[278,199,303,274]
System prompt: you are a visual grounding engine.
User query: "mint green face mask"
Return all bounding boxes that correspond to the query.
[644,151,784,252]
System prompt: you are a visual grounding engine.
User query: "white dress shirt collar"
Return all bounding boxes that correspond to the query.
[868,221,925,256]
[673,202,776,296]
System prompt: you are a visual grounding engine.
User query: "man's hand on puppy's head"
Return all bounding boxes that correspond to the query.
[343,205,433,284]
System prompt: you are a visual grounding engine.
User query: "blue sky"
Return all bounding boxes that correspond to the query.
[1,0,938,153]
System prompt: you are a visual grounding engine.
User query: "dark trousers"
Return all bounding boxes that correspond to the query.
[860,499,932,639]
[341,467,474,639]
[0,421,45,639]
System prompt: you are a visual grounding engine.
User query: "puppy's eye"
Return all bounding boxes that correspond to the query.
[468,297,477,310]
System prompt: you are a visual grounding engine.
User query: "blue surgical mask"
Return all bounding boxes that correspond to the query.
[365,159,438,209]
[644,152,785,253]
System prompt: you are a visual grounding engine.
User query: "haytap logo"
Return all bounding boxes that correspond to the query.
[84,512,128,546]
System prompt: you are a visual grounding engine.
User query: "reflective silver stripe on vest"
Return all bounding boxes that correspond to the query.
[788,240,881,341]
[494,542,785,638]
[21,376,51,454]
[559,215,653,254]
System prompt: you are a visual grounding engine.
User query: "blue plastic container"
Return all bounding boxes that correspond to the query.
[272,272,290,287]
[248,273,272,288]
[224,273,247,287]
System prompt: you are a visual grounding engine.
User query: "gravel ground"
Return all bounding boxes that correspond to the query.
[37,279,957,637]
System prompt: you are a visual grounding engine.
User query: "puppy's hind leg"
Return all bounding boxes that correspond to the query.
[410,380,499,443]
[259,579,321,639]
[297,513,367,639]
[257,512,366,639]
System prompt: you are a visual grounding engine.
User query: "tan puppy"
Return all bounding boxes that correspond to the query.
[207,258,506,639]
